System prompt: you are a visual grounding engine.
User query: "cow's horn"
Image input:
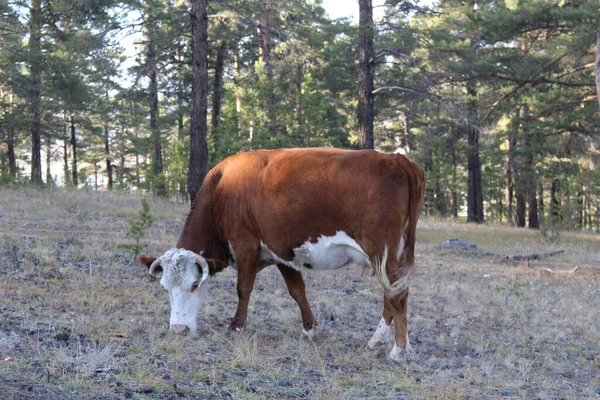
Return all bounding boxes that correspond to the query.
[148,258,162,276]
[195,254,210,284]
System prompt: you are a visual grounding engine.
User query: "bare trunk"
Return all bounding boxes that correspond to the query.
[63,119,69,186]
[45,135,52,184]
[70,114,78,187]
[296,63,306,144]
[595,31,600,110]
[259,0,277,138]
[550,178,561,225]
[211,40,226,150]
[506,119,516,223]
[187,0,209,203]
[466,79,484,223]
[450,144,458,218]
[29,0,43,183]
[104,123,113,190]
[538,182,544,226]
[521,105,538,229]
[146,0,164,196]
[399,110,412,152]
[357,0,374,150]
[234,51,244,137]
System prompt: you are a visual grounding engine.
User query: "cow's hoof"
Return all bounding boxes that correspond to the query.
[302,328,315,339]
[389,343,410,363]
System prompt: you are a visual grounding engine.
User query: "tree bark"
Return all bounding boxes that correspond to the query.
[104,123,113,190]
[550,178,560,224]
[521,104,538,229]
[211,40,226,150]
[258,0,277,138]
[596,31,600,110]
[357,0,374,150]
[187,0,209,203]
[234,51,244,137]
[399,110,412,152]
[45,134,52,184]
[28,0,43,183]
[69,114,78,187]
[146,0,165,196]
[466,79,484,223]
[63,117,69,186]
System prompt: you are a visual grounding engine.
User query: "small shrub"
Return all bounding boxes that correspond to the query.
[118,198,154,260]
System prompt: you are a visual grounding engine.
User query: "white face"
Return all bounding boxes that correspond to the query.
[153,249,210,333]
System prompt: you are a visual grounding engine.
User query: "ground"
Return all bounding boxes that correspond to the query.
[0,186,599,399]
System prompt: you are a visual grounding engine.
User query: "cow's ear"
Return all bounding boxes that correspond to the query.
[138,256,162,276]
[205,259,228,275]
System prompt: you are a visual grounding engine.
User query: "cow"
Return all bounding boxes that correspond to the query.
[138,148,425,363]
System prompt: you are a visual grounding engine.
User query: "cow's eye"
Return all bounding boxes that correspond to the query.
[191,281,200,292]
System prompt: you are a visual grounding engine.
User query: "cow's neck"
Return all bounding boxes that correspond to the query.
[176,188,225,261]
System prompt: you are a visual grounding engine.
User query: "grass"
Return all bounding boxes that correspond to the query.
[1,186,599,399]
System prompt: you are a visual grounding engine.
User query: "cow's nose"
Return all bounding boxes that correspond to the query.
[170,324,190,335]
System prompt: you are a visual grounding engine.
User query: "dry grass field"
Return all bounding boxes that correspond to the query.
[1,186,599,399]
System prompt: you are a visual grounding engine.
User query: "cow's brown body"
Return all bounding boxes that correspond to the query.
[141,148,424,361]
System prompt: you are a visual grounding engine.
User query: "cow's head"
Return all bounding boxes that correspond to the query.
[138,248,226,334]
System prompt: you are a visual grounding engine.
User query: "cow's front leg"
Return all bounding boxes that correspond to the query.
[277,264,316,338]
[229,253,258,331]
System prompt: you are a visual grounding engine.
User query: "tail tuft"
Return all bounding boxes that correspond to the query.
[373,245,413,298]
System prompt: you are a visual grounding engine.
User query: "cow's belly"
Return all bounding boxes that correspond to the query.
[259,231,371,272]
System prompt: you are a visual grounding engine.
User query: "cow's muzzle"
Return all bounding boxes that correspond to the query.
[170,324,190,335]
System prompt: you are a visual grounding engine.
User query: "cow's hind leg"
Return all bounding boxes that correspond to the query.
[277,264,316,338]
[229,251,259,331]
[387,292,410,362]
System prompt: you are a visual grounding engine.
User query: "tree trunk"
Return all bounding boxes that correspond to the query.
[595,31,600,110]
[538,182,544,226]
[146,0,165,196]
[466,80,484,222]
[187,0,209,203]
[63,120,70,186]
[70,114,78,187]
[104,123,113,190]
[234,51,244,137]
[45,134,52,184]
[521,105,538,229]
[450,141,458,218]
[550,178,560,225]
[506,117,516,224]
[258,0,277,138]
[28,0,43,183]
[510,107,526,227]
[296,63,306,144]
[211,40,226,150]
[357,0,374,150]
[399,110,412,152]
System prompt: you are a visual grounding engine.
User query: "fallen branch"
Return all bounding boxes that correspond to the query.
[505,249,564,262]
[541,266,579,275]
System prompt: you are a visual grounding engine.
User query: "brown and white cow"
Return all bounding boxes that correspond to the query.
[139,148,425,362]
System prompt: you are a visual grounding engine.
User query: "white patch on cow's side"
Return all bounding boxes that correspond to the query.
[259,241,292,268]
[257,231,371,273]
[396,219,409,261]
[302,328,315,339]
[367,317,394,349]
[156,248,211,333]
[228,241,237,269]
[293,231,371,272]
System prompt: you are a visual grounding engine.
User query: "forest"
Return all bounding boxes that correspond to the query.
[1,0,599,231]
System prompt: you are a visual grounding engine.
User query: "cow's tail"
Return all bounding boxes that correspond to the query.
[374,156,425,298]
[374,245,411,297]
